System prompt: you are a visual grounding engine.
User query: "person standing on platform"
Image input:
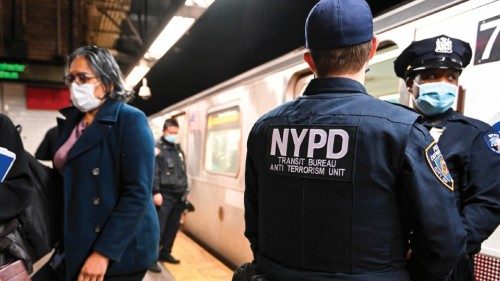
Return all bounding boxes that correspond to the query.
[394,35,500,281]
[244,1,466,280]
[149,118,188,273]
[54,45,159,281]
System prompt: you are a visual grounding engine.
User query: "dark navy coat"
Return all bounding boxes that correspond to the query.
[245,78,466,281]
[56,98,160,280]
[422,109,500,255]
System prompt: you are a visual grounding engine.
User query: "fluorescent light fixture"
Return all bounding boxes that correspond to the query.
[185,0,214,8]
[193,0,215,8]
[125,65,150,89]
[145,16,195,60]
[125,2,215,90]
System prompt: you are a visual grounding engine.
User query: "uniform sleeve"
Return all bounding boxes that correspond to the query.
[403,124,466,281]
[93,109,155,261]
[462,130,500,254]
[0,114,34,221]
[244,124,260,258]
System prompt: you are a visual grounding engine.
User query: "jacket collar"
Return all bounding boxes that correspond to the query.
[57,98,123,164]
[422,108,454,128]
[303,77,368,96]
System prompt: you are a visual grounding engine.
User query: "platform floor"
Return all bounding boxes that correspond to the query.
[144,231,233,281]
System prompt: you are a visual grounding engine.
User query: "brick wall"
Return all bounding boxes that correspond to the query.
[1,82,60,155]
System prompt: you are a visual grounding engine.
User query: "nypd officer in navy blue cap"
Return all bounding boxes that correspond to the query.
[395,35,500,281]
[244,1,466,280]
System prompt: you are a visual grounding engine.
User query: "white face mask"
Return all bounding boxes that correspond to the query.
[70,82,102,112]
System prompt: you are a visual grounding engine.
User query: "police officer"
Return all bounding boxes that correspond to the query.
[394,35,500,281]
[244,1,466,280]
[149,118,188,272]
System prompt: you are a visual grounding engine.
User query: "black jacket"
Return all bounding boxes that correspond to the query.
[0,114,33,221]
[35,126,59,161]
[153,138,187,194]
[245,78,465,281]
[422,109,500,255]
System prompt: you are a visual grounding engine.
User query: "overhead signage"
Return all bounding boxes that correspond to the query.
[0,62,26,80]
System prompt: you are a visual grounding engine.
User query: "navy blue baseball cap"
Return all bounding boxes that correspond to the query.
[394,35,472,79]
[305,0,373,49]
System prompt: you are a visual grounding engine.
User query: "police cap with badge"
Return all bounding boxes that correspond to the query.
[394,35,473,79]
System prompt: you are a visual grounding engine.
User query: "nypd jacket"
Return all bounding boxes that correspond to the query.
[153,138,188,194]
[56,99,160,280]
[422,109,500,255]
[244,78,466,281]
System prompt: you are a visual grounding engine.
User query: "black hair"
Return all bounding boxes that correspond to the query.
[163,118,179,130]
[66,45,133,102]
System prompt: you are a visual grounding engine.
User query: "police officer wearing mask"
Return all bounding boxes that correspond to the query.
[244,1,466,280]
[395,35,500,281]
[149,118,188,271]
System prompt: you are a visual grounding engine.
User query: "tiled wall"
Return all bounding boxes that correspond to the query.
[1,82,61,155]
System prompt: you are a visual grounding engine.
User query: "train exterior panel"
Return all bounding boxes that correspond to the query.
[149,0,500,277]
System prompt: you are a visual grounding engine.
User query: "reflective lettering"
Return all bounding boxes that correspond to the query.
[326,129,349,159]
[290,129,308,157]
[271,128,288,156]
[307,129,327,157]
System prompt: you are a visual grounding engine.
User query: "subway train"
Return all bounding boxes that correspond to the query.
[148,0,500,278]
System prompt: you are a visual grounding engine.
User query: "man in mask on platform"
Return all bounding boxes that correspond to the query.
[148,118,188,273]
[394,35,500,281]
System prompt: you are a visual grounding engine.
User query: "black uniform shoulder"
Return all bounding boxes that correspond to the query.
[254,100,295,125]
[448,111,492,132]
[385,101,418,113]
[361,98,420,125]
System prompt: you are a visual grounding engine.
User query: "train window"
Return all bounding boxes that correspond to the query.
[365,42,401,103]
[205,107,241,176]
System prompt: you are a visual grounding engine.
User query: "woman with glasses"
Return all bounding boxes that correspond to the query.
[54,45,159,281]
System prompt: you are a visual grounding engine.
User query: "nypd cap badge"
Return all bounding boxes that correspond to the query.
[435,36,453,54]
[425,142,454,191]
[484,132,500,154]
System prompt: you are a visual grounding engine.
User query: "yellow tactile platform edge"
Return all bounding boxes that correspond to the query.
[162,231,233,281]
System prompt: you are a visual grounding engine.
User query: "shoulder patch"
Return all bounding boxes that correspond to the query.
[484,132,500,154]
[425,142,454,191]
[266,125,357,181]
[492,121,500,134]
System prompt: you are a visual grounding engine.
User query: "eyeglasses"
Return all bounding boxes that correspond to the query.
[63,72,98,86]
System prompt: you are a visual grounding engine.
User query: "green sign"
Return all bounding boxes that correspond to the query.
[0,63,25,72]
[0,70,19,79]
[0,62,25,80]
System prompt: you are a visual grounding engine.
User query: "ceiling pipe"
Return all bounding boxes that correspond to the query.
[0,0,3,56]
[68,0,74,52]
[56,0,62,57]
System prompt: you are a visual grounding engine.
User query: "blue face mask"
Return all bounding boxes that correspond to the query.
[413,81,458,116]
[164,135,177,143]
